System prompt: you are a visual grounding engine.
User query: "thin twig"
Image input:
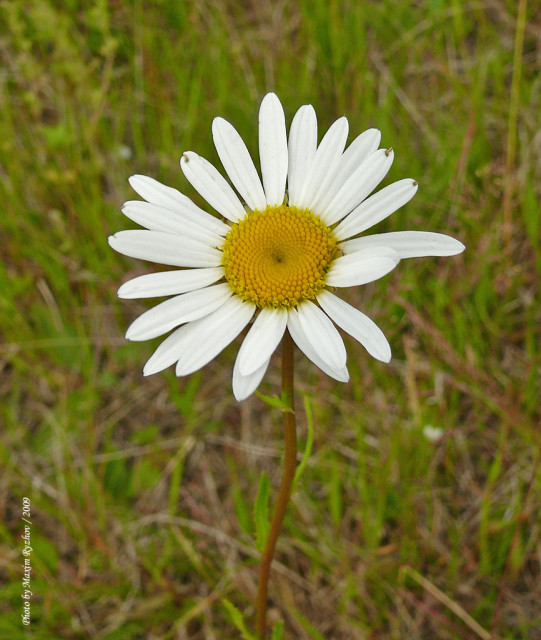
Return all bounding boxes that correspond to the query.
[403,567,492,640]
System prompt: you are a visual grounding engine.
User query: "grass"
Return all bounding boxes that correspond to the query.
[1,0,540,638]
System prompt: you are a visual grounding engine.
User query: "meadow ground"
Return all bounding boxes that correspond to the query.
[0,1,540,638]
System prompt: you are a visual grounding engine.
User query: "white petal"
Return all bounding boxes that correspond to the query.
[296,300,347,370]
[126,283,232,341]
[144,297,255,377]
[321,148,395,226]
[180,152,245,222]
[298,116,349,210]
[335,179,418,240]
[259,93,288,206]
[108,230,222,268]
[122,201,223,245]
[232,356,270,401]
[175,297,256,376]
[287,105,317,207]
[338,128,382,181]
[317,290,391,363]
[315,128,381,215]
[144,324,191,376]
[118,267,224,299]
[287,311,349,382]
[326,246,400,288]
[236,308,287,376]
[340,231,466,258]
[128,175,229,235]
[212,117,267,211]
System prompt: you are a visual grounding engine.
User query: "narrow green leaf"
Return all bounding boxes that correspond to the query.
[289,605,329,640]
[328,460,343,526]
[255,391,294,413]
[233,485,253,535]
[270,620,285,640]
[221,598,256,640]
[253,471,270,552]
[293,394,315,490]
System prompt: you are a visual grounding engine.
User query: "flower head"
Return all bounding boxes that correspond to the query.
[109,93,464,400]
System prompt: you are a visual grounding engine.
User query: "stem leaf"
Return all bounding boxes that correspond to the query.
[233,485,253,535]
[293,394,314,491]
[253,471,271,552]
[270,620,285,640]
[255,390,294,413]
[221,598,257,640]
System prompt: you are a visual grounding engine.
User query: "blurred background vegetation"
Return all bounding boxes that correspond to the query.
[1,0,540,638]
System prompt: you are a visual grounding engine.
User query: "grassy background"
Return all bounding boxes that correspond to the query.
[1,0,540,638]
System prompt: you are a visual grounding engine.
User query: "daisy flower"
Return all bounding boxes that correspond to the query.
[109,93,464,401]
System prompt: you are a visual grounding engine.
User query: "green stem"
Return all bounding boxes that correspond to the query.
[255,330,297,639]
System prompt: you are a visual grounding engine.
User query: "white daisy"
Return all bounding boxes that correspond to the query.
[109,93,464,401]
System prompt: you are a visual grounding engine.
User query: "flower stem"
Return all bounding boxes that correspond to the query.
[255,330,297,639]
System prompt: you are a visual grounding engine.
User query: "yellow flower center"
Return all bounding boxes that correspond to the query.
[221,205,338,309]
